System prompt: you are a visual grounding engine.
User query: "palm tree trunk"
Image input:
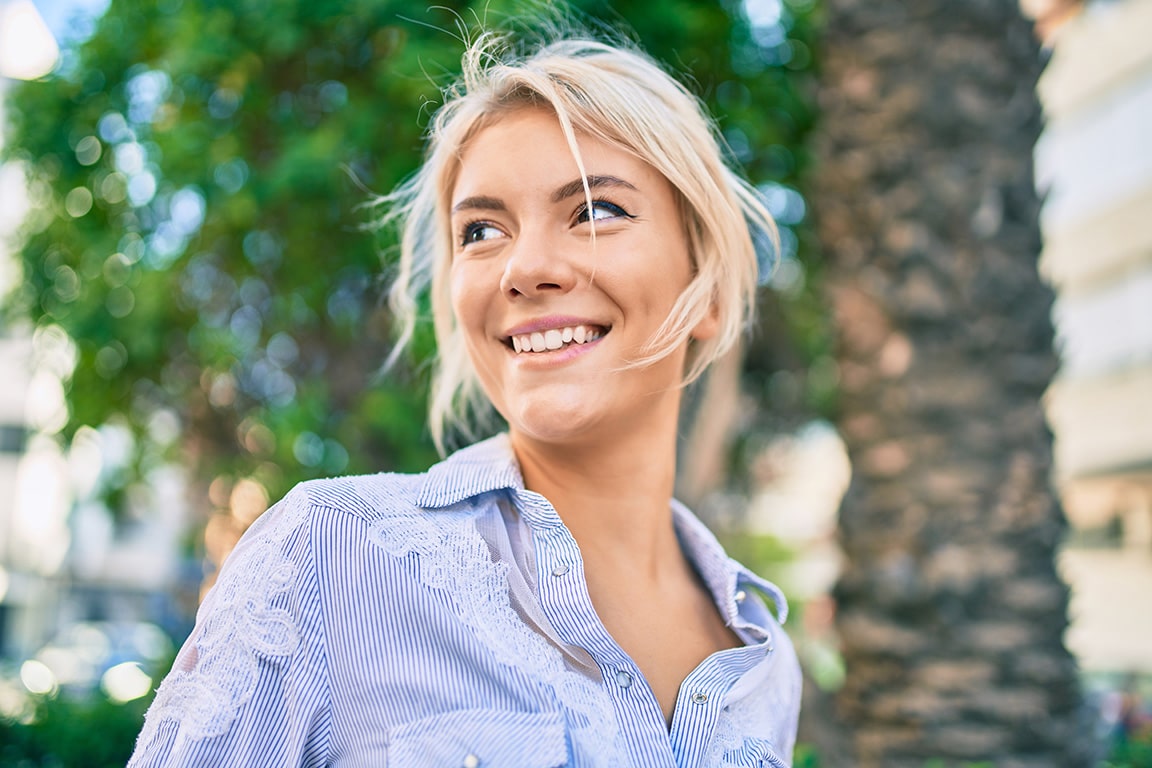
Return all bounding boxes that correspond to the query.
[811,1,1088,765]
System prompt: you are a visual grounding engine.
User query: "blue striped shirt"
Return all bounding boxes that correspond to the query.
[129,434,801,767]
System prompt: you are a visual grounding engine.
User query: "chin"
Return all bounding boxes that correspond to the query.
[506,402,604,445]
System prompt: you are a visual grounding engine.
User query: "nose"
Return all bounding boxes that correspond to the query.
[498,225,579,299]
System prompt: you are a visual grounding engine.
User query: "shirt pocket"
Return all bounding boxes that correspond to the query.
[387,708,569,767]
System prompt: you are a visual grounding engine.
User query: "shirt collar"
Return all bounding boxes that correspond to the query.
[671,499,789,625]
[415,433,524,508]
[415,432,789,625]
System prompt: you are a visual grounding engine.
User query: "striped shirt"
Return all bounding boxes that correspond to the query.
[129,433,801,767]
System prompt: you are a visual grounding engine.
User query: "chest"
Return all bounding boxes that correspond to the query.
[318,514,801,767]
[585,577,745,726]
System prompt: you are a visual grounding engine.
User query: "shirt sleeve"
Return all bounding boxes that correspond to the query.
[128,485,332,767]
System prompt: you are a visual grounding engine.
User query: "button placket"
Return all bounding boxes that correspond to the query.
[529,503,652,726]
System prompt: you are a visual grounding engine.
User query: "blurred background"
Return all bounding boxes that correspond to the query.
[0,0,1149,765]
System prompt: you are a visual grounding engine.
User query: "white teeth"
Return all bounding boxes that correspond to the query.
[510,324,605,354]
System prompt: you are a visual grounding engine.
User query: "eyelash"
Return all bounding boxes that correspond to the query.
[457,199,635,247]
[575,199,635,224]
[459,220,502,247]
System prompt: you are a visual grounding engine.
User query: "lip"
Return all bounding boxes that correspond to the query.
[499,315,611,363]
[501,315,610,338]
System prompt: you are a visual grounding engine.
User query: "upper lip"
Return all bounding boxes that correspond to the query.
[501,315,611,338]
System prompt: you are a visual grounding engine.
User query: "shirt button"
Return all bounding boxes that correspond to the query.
[551,563,570,577]
[614,670,633,688]
[734,589,747,603]
[462,754,480,768]
[691,692,709,704]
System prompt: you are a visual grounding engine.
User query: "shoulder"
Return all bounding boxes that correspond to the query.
[288,471,427,522]
[273,433,521,527]
[228,435,521,573]
[211,472,432,586]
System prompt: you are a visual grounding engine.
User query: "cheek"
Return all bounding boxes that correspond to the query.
[449,266,481,330]
[449,265,502,382]
[644,246,695,312]
[450,272,508,413]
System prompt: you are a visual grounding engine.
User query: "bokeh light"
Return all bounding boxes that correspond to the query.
[0,0,59,80]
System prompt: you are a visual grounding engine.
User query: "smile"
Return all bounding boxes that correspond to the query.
[508,324,608,354]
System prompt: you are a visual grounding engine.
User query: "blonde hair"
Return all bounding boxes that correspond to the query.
[378,29,777,454]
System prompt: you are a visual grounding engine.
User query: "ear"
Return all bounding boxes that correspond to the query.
[689,302,720,342]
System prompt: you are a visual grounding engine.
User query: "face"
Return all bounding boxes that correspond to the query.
[448,108,711,448]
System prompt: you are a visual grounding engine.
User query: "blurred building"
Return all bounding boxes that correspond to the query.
[0,332,35,658]
[1034,0,1152,676]
[0,31,66,662]
[0,0,191,685]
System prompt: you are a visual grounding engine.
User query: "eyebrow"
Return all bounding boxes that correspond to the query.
[451,195,505,214]
[550,174,637,203]
[451,175,638,214]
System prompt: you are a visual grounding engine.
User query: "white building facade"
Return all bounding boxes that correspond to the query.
[1035,0,1152,676]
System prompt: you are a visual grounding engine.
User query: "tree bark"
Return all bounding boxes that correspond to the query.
[812,1,1088,765]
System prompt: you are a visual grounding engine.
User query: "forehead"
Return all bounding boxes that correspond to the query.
[450,107,663,204]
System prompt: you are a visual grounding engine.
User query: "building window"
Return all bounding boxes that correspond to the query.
[0,424,27,455]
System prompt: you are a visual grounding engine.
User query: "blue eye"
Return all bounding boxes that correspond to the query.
[575,200,633,224]
[460,221,503,246]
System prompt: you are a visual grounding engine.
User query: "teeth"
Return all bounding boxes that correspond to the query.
[511,324,605,354]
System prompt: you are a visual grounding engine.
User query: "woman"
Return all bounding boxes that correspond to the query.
[129,27,802,768]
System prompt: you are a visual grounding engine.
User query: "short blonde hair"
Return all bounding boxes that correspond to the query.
[379,30,777,454]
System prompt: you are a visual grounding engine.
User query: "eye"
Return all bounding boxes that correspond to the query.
[574,200,634,225]
[460,221,505,246]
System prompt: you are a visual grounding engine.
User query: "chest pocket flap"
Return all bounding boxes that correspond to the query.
[388,708,568,767]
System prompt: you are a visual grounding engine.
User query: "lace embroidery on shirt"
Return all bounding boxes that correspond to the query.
[368,507,628,764]
[706,653,799,767]
[707,695,790,768]
[135,500,304,748]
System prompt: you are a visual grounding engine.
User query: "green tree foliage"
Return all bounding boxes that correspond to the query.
[2,0,814,522]
[0,692,152,767]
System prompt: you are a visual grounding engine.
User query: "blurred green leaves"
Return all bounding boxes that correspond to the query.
[0,691,152,768]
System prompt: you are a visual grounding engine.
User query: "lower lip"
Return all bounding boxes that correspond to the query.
[507,337,605,366]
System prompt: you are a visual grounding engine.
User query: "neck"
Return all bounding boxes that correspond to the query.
[511,412,683,575]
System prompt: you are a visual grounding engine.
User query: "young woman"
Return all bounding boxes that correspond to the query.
[130,28,802,768]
